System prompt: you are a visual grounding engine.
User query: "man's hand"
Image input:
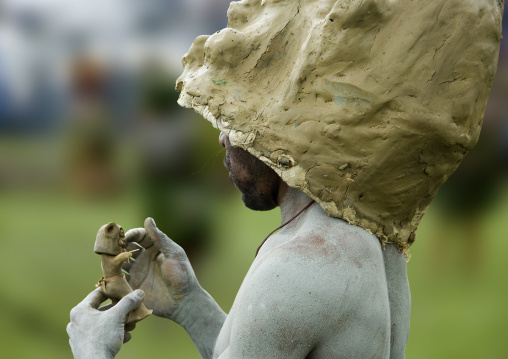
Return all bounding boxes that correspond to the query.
[124,217,226,358]
[123,217,201,324]
[67,288,145,359]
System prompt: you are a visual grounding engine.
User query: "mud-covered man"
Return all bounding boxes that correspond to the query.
[67,0,502,358]
[67,132,410,358]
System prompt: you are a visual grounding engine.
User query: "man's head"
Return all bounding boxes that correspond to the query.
[220,132,282,211]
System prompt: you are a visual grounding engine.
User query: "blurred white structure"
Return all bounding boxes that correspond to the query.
[0,0,230,130]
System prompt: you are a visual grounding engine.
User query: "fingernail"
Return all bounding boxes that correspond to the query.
[136,289,144,298]
[149,217,156,227]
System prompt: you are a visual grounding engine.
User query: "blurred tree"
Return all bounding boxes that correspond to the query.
[135,61,216,262]
[65,56,123,197]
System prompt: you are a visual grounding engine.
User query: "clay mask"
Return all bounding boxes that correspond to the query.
[177,0,503,252]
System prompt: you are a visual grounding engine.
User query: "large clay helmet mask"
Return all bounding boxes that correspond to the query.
[177,0,503,253]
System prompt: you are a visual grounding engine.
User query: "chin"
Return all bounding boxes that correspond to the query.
[241,192,277,211]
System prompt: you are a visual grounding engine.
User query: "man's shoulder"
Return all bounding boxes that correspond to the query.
[250,213,386,294]
[234,212,391,336]
[284,208,385,264]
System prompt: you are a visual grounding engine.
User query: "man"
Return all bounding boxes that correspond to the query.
[67,132,410,358]
[67,0,502,358]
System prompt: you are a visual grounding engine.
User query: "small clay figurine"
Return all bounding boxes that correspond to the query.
[94,222,152,324]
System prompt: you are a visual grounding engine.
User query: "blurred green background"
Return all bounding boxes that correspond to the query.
[1,1,507,358]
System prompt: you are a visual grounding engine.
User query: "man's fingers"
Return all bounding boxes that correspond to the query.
[81,288,107,310]
[125,322,136,332]
[70,289,106,321]
[125,228,146,243]
[109,290,145,320]
[123,322,136,343]
[144,217,184,258]
[123,332,132,343]
[126,227,155,252]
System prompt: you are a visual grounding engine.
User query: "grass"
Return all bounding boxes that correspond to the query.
[405,185,508,359]
[1,155,507,358]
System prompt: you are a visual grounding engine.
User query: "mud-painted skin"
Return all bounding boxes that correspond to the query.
[67,134,410,359]
[212,192,410,359]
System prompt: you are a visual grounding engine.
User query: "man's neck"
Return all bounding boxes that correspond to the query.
[278,185,314,225]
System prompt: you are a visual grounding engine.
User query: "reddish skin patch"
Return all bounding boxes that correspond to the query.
[285,235,342,262]
[353,258,363,269]
[311,236,326,246]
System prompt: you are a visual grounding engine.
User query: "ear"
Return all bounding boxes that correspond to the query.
[105,222,119,239]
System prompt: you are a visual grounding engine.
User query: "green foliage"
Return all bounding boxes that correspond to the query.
[138,68,180,115]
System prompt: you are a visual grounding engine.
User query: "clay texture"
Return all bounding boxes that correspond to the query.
[176,0,503,251]
[94,223,152,324]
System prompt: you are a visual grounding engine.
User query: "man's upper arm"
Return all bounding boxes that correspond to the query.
[216,227,393,359]
[219,244,358,359]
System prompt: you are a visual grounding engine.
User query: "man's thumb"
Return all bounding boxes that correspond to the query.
[113,290,145,319]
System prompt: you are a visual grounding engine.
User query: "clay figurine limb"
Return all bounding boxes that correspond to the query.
[67,288,146,359]
[124,217,226,359]
[94,222,152,324]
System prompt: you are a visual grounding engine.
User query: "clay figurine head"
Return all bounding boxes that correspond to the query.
[94,222,126,256]
[176,0,503,252]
